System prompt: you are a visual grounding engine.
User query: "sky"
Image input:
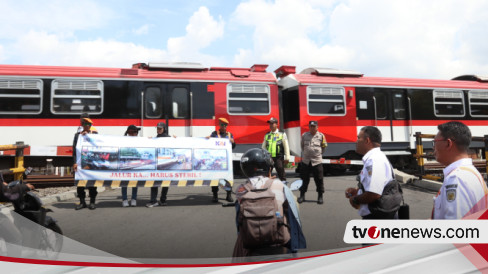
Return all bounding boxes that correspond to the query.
[1,0,488,79]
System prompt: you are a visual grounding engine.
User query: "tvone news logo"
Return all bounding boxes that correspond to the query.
[352,225,381,239]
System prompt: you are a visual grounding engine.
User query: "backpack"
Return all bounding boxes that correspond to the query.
[358,169,403,215]
[238,178,291,249]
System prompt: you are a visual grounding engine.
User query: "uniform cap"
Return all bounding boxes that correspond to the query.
[82,118,94,124]
[218,117,229,124]
[267,117,278,124]
[309,120,318,126]
[157,122,166,128]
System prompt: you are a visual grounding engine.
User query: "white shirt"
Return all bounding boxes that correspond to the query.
[357,147,393,217]
[433,158,488,219]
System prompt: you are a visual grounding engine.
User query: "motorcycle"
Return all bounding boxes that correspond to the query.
[0,170,63,259]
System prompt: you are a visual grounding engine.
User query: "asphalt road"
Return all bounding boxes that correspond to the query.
[47,172,437,261]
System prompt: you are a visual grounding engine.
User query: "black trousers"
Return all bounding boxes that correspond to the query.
[150,187,169,203]
[77,187,97,203]
[299,162,324,193]
[271,157,286,181]
[362,211,397,219]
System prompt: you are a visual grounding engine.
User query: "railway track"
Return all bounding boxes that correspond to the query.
[24,174,75,188]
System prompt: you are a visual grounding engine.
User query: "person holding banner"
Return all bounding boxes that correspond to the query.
[121,125,141,207]
[209,117,235,203]
[77,113,98,134]
[432,121,488,219]
[73,117,98,210]
[147,122,171,208]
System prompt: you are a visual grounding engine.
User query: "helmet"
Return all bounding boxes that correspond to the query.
[240,148,274,178]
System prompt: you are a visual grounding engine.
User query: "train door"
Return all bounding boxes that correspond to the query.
[373,88,410,142]
[142,82,191,136]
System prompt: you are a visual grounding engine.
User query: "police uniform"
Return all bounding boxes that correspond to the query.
[262,130,290,181]
[357,147,393,218]
[433,158,488,219]
[299,130,327,194]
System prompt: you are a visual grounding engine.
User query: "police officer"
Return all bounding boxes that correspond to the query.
[345,126,396,219]
[73,117,98,210]
[298,121,327,204]
[261,117,290,182]
[209,117,235,203]
[432,121,488,219]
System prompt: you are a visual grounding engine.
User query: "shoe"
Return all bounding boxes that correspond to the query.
[122,200,129,207]
[159,200,168,206]
[317,194,324,205]
[146,202,159,208]
[75,203,87,210]
[298,192,305,204]
[88,203,96,210]
[212,194,219,203]
[131,200,137,207]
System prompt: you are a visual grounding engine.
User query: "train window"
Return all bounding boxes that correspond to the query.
[51,80,103,115]
[468,90,488,117]
[227,84,270,115]
[0,79,43,114]
[373,91,387,119]
[393,93,406,119]
[307,86,346,116]
[145,87,163,118]
[171,87,190,118]
[433,90,465,117]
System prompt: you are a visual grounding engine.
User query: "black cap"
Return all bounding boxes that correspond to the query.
[309,120,318,126]
[127,125,141,131]
[267,117,278,124]
[157,122,166,128]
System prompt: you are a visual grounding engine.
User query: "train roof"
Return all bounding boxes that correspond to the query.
[0,63,277,83]
[278,66,488,90]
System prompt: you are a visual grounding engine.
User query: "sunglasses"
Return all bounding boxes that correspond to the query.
[220,123,228,127]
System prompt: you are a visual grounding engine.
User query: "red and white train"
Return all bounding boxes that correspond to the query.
[0,62,487,173]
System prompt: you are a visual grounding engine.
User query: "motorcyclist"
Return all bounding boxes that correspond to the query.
[0,173,35,202]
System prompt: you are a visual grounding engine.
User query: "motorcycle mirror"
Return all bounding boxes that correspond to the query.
[289,179,303,191]
[8,180,21,188]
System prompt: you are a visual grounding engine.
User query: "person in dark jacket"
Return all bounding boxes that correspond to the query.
[146,122,172,208]
[208,117,235,203]
[121,125,141,207]
[0,173,34,202]
[73,118,98,210]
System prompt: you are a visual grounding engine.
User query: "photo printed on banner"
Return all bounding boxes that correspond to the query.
[118,147,157,170]
[81,146,119,170]
[193,149,228,171]
[157,148,192,170]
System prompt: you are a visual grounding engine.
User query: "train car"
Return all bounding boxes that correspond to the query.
[276,66,488,173]
[0,62,280,169]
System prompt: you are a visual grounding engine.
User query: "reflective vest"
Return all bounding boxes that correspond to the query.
[265,132,284,157]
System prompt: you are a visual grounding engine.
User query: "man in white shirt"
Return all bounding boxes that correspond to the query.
[432,121,488,219]
[345,126,396,219]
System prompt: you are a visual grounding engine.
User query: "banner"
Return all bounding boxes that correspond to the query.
[74,134,233,187]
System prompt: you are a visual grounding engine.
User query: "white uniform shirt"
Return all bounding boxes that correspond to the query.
[357,147,393,217]
[433,158,488,219]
